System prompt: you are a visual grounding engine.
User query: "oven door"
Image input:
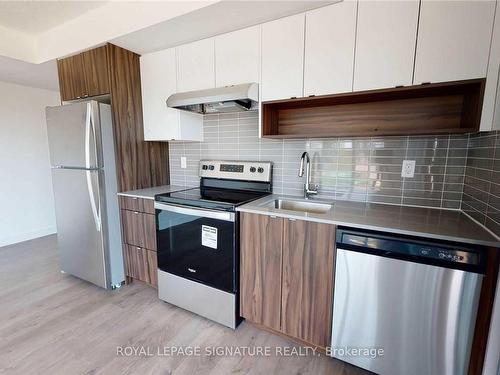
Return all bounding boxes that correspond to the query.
[155,202,237,293]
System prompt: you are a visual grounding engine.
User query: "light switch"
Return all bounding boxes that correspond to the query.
[181,157,187,169]
[401,160,415,178]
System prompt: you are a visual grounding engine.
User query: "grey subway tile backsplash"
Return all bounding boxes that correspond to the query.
[462,131,500,236]
[169,110,469,211]
[169,113,500,237]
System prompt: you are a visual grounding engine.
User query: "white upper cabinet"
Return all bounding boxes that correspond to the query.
[414,1,495,85]
[481,1,500,131]
[353,0,419,91]
[215,26,260,87]
[141,48,178,141]
[140,48,203,142]
[176,38,215,92]
[261,13,305,101]
[494,68,500,131]
[304,1,357,96]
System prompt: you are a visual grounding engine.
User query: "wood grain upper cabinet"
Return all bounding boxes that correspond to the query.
[353,0,419,91]
[281,219,335,348]
[240,213,283,331]
[57,46,110,101]
[304,1,357,96]
[215,26,260,87]
[176,38,215,92]
[57,54,86,101]
[414,1,495,85]
[81,46,110,97]
[261,13,305,101]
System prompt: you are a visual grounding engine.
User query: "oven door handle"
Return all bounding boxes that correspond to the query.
[154,202,235,222]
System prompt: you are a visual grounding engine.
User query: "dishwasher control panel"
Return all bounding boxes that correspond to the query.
[338,231,482,267]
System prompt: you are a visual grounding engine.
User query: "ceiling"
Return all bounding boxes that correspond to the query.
[0,1,107,35]
[0,1,335,91]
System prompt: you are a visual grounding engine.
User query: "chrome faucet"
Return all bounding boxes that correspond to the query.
[298,152,318,199]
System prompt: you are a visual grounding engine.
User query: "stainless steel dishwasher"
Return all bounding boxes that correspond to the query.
[331,228,485,375]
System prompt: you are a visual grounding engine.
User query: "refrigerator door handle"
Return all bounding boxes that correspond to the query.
[85,103,101,232]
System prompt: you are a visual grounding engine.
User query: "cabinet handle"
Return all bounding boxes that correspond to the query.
[133,211,140,214]
[270,215,277,219]
[288,218,296,222]
[132,197,138,200]
[82,94,89,98]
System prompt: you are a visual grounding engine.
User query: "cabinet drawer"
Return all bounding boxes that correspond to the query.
[119,196,155,214]
[121,210,157,250]
[123,245,150,283]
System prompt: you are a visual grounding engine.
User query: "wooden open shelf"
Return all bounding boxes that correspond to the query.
[261,79,485,138]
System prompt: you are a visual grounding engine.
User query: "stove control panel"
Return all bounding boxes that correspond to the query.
[199,160,272,182]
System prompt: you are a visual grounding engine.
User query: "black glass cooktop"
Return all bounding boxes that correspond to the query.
[155,187,269,211]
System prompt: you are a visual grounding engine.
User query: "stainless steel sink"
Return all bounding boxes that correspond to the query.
[273,199,332,214]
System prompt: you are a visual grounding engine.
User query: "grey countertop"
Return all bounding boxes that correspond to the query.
[117,185,191,200]
[237,195,500,247]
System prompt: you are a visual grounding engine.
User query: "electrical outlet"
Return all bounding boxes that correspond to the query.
[401,160,416,178]
[180,157,187,169]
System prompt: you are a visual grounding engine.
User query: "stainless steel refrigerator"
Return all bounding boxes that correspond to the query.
[46,100,124,289]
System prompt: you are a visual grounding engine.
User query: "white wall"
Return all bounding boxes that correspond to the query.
[0,81,60,246]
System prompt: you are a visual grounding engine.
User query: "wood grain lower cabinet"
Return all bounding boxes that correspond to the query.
[240,213,283,331]
[240,212,336,348]
[281,219,335,347]
[124,245,150,283]
[147,250,158,287]
[119,196,158,288]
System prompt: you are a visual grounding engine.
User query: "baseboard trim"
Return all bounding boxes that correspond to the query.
[0,226,57,247]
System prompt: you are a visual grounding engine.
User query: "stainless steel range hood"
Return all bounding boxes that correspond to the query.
[166,83,258,114]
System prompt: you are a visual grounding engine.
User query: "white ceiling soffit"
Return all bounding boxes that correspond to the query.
[0,1,218,63]
[35,1,218,63]
[112,0,336,55]
[0,1,334,90]
[0,55,58,91]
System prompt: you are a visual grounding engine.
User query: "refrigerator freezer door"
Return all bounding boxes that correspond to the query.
[46,101,102,169]
[51,168,107,288]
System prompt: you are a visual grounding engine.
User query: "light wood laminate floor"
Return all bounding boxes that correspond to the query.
[0,235,370,375]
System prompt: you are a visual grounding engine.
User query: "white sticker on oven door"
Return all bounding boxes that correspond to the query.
[202,225,218,249]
